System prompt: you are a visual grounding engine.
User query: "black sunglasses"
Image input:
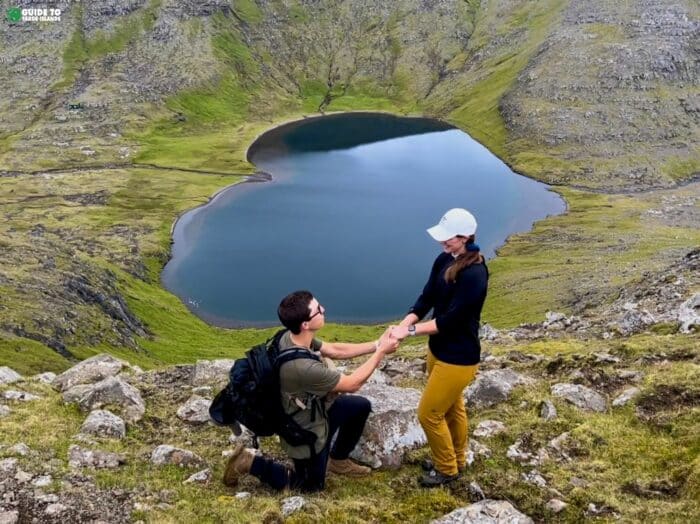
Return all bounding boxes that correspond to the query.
[308,303,325,320]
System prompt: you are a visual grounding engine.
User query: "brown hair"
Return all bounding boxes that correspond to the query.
[444,235,483,283]
[277,290,314,334]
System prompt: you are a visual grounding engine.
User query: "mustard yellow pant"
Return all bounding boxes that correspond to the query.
[417,350,478,476]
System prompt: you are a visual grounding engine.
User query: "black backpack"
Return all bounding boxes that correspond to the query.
[209,329,321,453]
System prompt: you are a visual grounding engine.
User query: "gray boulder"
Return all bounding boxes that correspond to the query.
[77,376,145,422]
[431,499,534,523]
[614,308,655,335]
[0,367,22,385]
[551,384,606,412]
[466,369,534,408]
[62,384,96,404]
[151,445,204,468]
[177,395,213,424]
[80,409,127,439]
[68,445,125,469]
[350,383,426,469]
[192,359,235,387]
[0,406,10,418]
[52,354,126,392]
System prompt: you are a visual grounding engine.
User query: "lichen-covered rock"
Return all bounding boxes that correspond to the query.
[0,367,22,385]
[33,372,57,384]
[678,293,699,333]
[150,445,204,468]
[176,395,212,424]
[52,354,126,392]
[0,510,19,524]
[280,496,306,518]
[350,383,425,469]
[76,376,145,423]
[466,369,534,408]
[431,499,534,523]
[612,387,641,407]
[80,409,127,439]
[551,383,606,412]
[183,468,212,484]
[192,359,235,387]
[473,420,507,438]
[540,400,558,420]
[2,390,41,402]
[62,384,96,404]
[68,445,125,469]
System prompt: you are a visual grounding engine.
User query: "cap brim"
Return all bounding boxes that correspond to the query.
[426,224,454,242]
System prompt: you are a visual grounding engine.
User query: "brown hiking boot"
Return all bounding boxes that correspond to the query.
[327,458,372,477]
[222,443,254,487]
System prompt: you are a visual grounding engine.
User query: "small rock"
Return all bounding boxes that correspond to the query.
[0,458,18,476]
[0,405,10,418]
[281,496,306,517]
[150,445,204,468]
[678,293,699,333]
[176,395,212,424]
[33,372,57,384]
[62,384,95,404]
[68,445,125,469]
[77,376,145,423]
[594,353,621,363]
[468,482,486,501]
[52,354,126,392]
[14,469,32,483]
[466,369,534,408]
[479,324,499,340]
[0,367,22,385]
[522,470,547,487]
[8,443,30,456]
[32,475,52,487]
[431,500,533,524]
[546,499,568,513]
[183,468,211,484]
[235,491,251,499]
[551,383,607,412]
[0,510,19,524]
[473,420,507,438]
[612,387,641,407]
[570,476,588,488]
[192,359,235,387]
[37,493,59,504]
[191,386,212,396]
[80,409,127,439]
[617,369,644,382]
[540,400,558,420]
[3,390,41,402]
[45,503,68,516]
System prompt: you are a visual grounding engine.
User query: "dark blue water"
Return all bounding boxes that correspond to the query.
[162,113,565,327]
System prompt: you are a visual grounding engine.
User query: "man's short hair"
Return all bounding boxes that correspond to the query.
[278,290,314,334]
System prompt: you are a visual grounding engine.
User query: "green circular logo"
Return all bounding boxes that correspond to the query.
[7,7,22,23]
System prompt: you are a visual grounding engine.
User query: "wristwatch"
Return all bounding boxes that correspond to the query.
[408,325,417,336]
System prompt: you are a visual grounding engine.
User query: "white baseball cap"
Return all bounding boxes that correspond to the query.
[426,208,477,241]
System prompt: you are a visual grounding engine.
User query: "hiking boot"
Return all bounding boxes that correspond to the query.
[420,458,466,474]
[419,468,459,487]
[327,458,372,477]
[222,443,254,487]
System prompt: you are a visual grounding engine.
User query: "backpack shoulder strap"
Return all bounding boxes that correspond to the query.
[276,347,321,368]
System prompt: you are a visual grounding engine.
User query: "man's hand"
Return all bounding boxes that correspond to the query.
[377,327,399,355]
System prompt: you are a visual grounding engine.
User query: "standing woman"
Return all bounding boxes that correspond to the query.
[391,208,488,487]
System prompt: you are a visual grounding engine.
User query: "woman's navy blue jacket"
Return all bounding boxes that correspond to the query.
[409,252,489,366]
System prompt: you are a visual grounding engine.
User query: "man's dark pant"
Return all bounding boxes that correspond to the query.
[249,394,371,492]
